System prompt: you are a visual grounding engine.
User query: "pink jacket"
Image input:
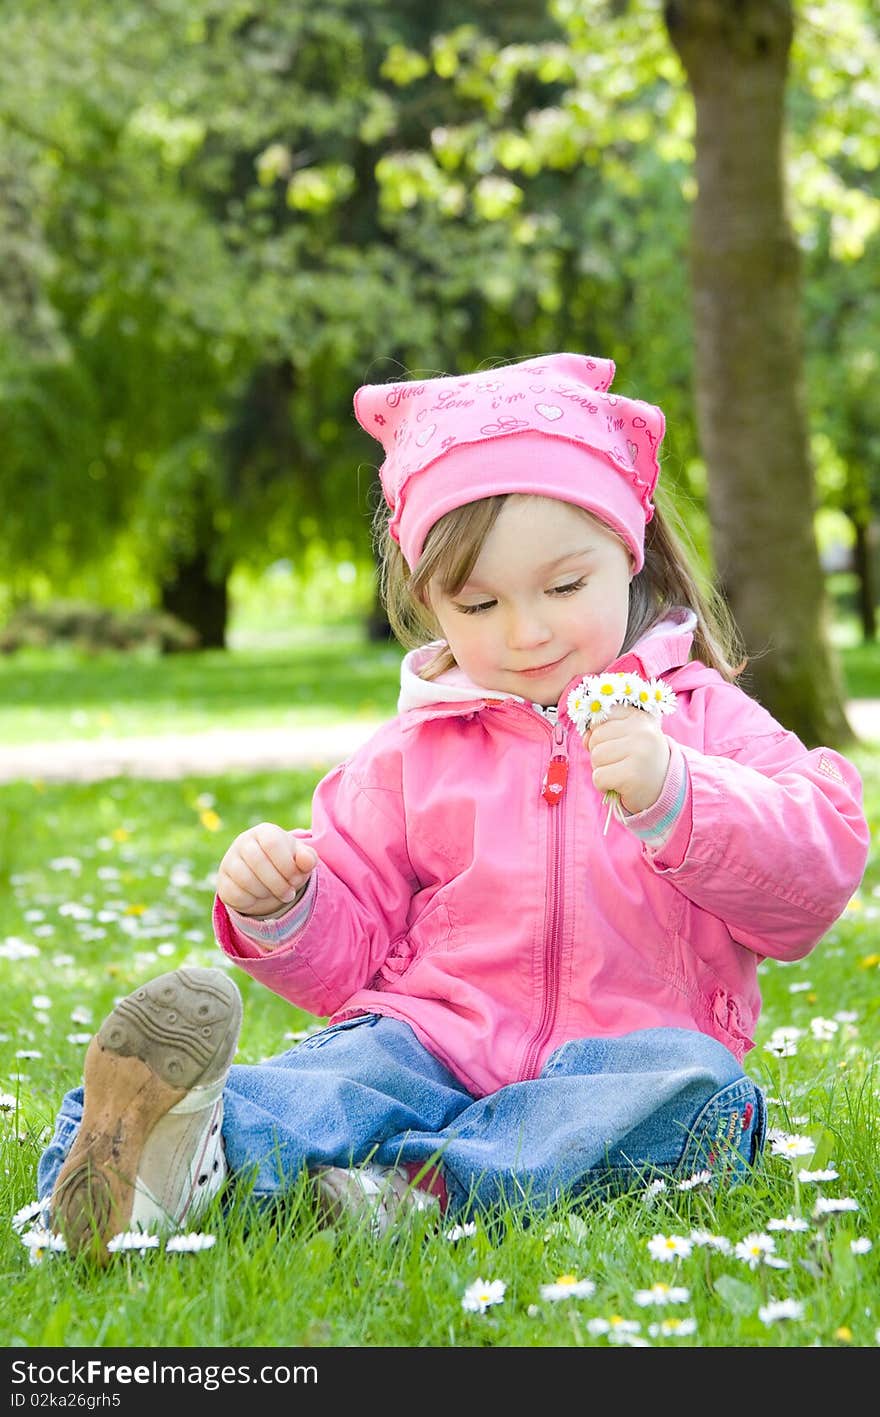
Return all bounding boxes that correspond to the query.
[213,612,869,1097]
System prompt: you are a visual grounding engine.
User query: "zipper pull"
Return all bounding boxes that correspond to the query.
[541,719,570,805]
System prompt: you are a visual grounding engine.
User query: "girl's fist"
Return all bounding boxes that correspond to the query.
[216,823,318,918]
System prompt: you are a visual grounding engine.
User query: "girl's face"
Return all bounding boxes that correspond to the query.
[428,496,633,706]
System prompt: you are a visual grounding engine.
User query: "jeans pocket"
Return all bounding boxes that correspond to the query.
[677,1076,767,1187]
[294,1012,380,1051]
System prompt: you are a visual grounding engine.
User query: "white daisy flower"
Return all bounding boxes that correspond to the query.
[689,1229,732,1253]
[49,857,82,873]
[798,1167,839,1183]
[633,1283,690,1307]
[647,1233,693,1262]
[648,1317,697,1338]
[12,1200,45,1233]
[734,1233,788,1269]
[539,1274,596,1302]
[763,1025,804,1057]
[809,1017,839,1041]
[70,1006,93,1025]
[645,678,677,716]
[165,1232,216,1253]
[66,1033,93,1046]
[814,1197,859,1215]
[850,1237,872,1254]
[21,1227,67,1264]
[31,995,52,1011]
[758,1298,805,1324]
[59,902,91,920]
[566,687,589,732]
[767,1215,810,1232]
[106,1232,160,1253]
[461,1277,506,1313]
[444,1222,477,1242]
[770,1133,815,1159]
[0,938,40,960]
[677,1170,712,1191]
[642,1179,668,1200]
[587,1315,642,1337]
[0,1092,18,1112]
[788,981,813,993]
[763,1038,799,1057]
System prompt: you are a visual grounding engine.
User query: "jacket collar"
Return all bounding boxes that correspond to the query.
[397,606,698,717]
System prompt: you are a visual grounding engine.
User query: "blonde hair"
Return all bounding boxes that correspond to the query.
[373,491,746,683]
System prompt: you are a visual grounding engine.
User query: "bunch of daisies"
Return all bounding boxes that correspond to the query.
[566,672,677,735]
[566,672,677,833]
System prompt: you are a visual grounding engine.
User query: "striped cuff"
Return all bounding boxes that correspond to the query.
[227,877,315,953]
[623,741,688,849]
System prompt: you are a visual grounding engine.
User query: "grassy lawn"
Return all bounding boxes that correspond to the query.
[1,626,878,1348]
[0,622,403,744]
[0,621,878,749]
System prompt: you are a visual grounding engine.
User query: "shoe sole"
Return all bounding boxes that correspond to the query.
[50,966,242,1263]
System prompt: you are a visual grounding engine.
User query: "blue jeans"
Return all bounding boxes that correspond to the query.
[37,1017,765,1220]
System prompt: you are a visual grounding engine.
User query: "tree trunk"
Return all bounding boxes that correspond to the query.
[849,509,876,644]
[664,0,853,747]
[160,548,228,651]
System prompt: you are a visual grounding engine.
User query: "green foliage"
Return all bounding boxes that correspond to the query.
[1,0,878,634]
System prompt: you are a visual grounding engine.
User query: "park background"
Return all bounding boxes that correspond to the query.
[1,0,879,1351]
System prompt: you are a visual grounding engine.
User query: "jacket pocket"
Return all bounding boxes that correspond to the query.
[708,987,754,1055]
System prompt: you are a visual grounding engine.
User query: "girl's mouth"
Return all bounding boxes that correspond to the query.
[515,655,567,679]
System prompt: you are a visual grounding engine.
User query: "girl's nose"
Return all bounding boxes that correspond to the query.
[505,605,552,650]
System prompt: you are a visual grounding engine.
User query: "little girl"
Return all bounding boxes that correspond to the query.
[40,353,870,1259]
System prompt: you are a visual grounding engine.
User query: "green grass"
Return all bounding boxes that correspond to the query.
[0,625,877,748]
[1,630,879,1348]
[0,622,403,744]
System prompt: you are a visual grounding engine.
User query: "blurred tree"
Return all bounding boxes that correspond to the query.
[372,0,880,745]
[1,0,877,706]
[789,6,880,645]
[663,0,852,745]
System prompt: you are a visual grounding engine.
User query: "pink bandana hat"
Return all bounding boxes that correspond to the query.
[353,352,666,572]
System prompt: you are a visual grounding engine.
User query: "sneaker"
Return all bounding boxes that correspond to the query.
[313,1163,440,1238]
[50,966,242,1262]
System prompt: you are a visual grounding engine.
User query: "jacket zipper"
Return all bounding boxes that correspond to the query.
[523,713,569,1079]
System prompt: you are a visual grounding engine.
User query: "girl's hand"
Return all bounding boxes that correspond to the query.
[216,823,319,918]
[585,705,671,815]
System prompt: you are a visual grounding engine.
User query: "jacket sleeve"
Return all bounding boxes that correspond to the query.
[649,683,870,962]
[213,732,419,1016]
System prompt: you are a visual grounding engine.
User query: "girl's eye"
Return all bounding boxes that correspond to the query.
[455,600,495,616]
[549,578,586,597]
